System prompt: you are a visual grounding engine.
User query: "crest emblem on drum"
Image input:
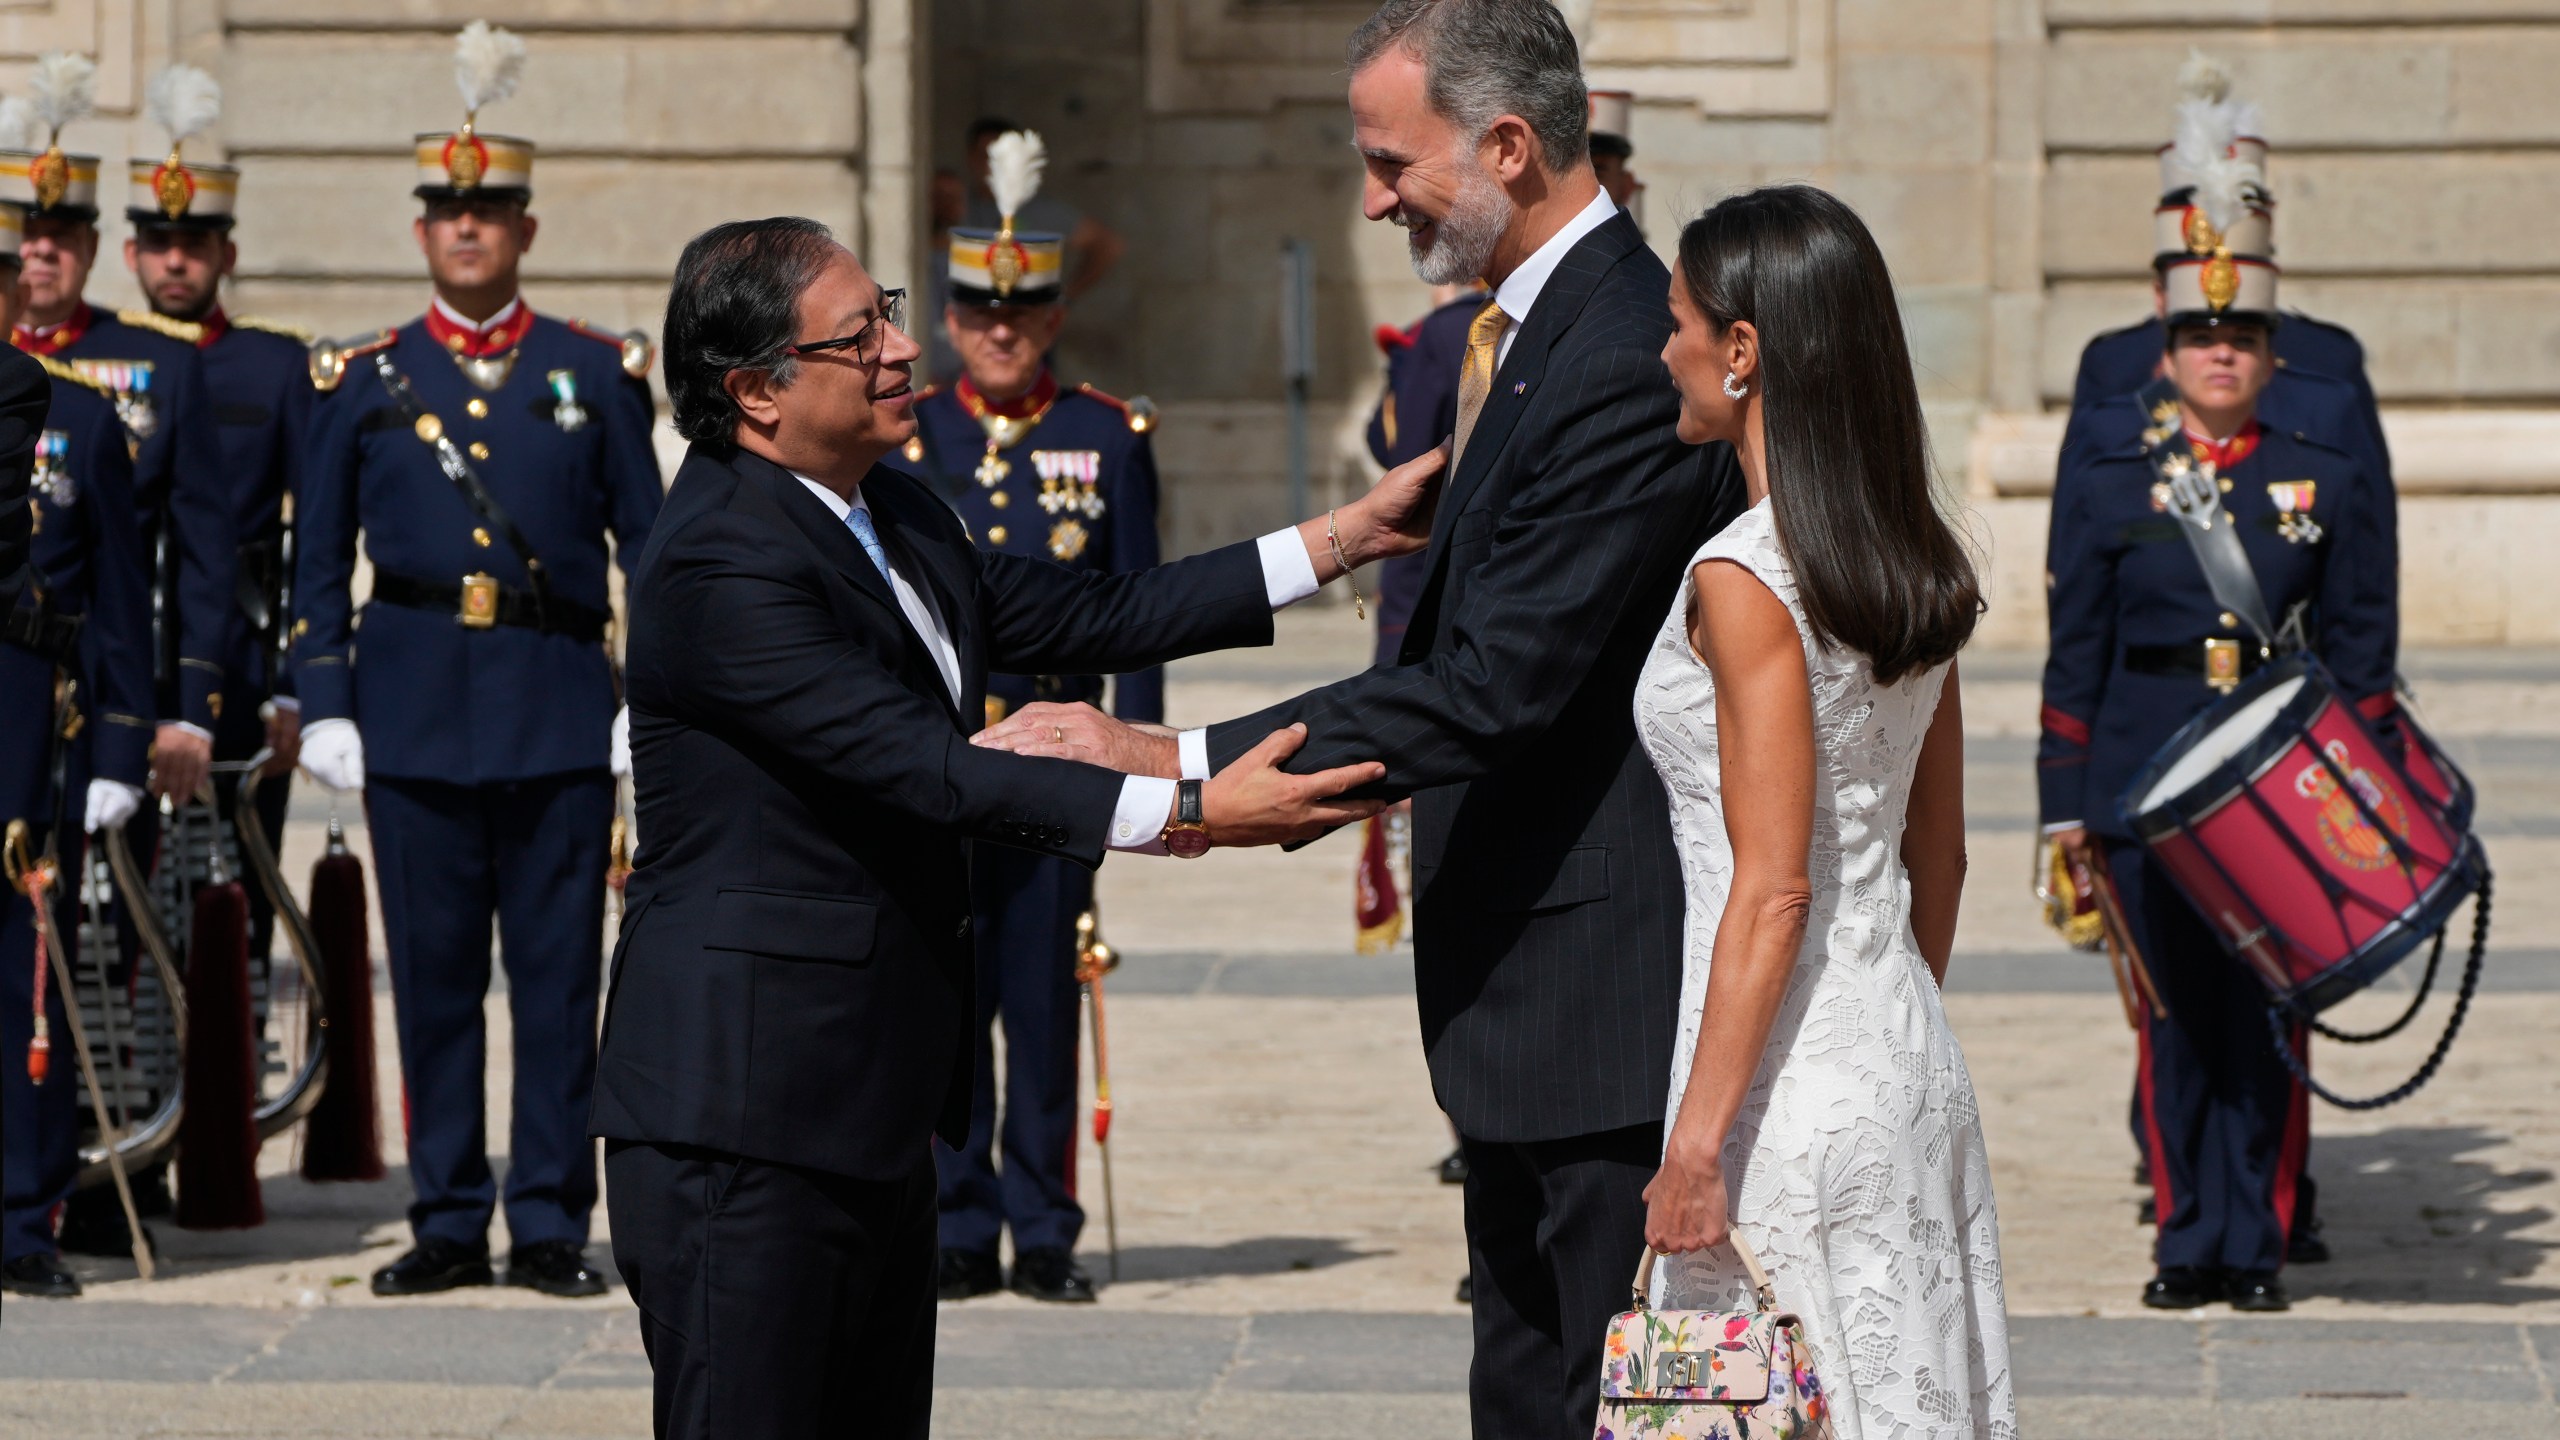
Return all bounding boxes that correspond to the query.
[2297,738,2409,873]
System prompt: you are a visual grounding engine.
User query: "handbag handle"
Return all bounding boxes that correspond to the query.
[1632,1232,1779,1313]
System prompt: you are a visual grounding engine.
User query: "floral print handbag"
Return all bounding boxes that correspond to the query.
[1594,1237,1834,1440]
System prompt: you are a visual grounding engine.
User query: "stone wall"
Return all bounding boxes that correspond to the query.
[5,1,2555,641]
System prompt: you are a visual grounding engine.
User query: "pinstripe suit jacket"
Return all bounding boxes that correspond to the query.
[1207,210,1743,1142]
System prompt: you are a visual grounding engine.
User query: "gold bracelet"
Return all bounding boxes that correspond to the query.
[1327,509,1365,620]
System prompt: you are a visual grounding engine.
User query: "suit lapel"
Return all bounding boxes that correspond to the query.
[863,472,983,724]
[1411,211,1645,621]
[747,453,962,719]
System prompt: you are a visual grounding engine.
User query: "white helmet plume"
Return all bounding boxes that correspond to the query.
[2166,50,2268,237]
[0,97,35,154]
[986,130,1047,229]
[2177,47,2231,105]
[147,65,223,150]
[29,50,98,142]
[453,20,528,121]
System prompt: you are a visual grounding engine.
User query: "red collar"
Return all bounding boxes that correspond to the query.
[423,298,534,359]
[13,302,96,355]
[956,370,1059,422]
[195,306,231,348]
[2186,419,2263,473]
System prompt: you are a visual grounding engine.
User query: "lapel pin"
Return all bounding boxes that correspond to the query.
[1512,381,1527,395]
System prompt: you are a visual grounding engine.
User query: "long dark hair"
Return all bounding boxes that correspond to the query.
[1677,185,1981,685]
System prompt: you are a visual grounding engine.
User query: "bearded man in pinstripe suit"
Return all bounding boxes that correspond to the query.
[978,3,1743,1433]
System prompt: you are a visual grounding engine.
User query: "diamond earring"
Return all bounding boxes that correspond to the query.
[1722,371,1748,400]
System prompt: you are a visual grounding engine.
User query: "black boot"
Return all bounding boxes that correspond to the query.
[2141,1266,2222,1310]
[2226,1270,2290,1312]
[370,1237,493,1297]
[502,1241,607,1298]
[938,1248,1003,1302]
[2287,1216,2330,1265]
[1,1252,81,1298]
[1009,1247,1097,1303]
[1437,1147,1469,1185]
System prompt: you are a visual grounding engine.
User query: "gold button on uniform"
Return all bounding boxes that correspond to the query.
[988,525,1009,545]
[469,441,491,460]
[466,398,489,419]
[2219,611,2238,628]
[473,527,493,548]
[989,490,1010,509]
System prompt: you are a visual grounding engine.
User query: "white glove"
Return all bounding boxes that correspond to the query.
[610,705,632,778]
[85,779,144,834]
[300,718,366,792]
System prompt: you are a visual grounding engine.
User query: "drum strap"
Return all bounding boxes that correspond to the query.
[2139,380,2282,649]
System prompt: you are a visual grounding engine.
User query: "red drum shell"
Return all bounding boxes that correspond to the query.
[2123,657,2482,1014]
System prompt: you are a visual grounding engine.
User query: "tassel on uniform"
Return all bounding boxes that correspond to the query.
[300,828,382,1182]
[175,874,262,1229]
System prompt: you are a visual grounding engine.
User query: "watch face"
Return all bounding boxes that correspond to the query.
[1166,827,1212,859]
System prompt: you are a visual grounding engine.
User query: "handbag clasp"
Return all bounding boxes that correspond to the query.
[1655,1351,1709,1389]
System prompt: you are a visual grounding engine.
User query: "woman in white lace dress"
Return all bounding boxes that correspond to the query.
[1633,185,2016,1439]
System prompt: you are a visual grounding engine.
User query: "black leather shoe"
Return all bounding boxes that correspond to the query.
[503,1241,607,1298]
[2141,1266,2222,1310]
[2227,1270,2290,1312]
[1,1252,81,1298]
[2287,1219,2331,1265]
[1454,1274,1473,1305]
[938,1248,1003,1302]
[56,1193,157,1260]
[370,1238,492,1297]
[1009,1247,1098,1303]
[1437,1147,1470,1185]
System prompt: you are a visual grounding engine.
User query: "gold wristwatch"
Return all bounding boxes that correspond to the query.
[1161,779,1210,859]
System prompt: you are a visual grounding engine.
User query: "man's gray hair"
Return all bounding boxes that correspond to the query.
[1348,0,1589,173]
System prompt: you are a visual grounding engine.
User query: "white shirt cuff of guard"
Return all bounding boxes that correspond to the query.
[1257,528,1321,608]
[168,721,213,742]
[269,696,301,714]
[1110,775,1176,855]
[2041,820,2083,836]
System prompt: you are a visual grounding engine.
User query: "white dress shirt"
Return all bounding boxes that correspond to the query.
[430,291,526,343]
[796,473,1319,852]
[1171,186,1618,783]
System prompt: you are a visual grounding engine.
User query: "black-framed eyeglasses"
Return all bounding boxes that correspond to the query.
[788,288,907,365]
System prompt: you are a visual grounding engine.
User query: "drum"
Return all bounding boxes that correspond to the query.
[2121,655,2486,1015]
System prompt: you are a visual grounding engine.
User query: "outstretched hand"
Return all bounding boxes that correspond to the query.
[973,701,1180,777]
[1202,724,1386,848]
[1352,440,1450,561]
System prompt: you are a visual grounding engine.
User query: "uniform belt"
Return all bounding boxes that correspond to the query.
[2123,641,2270,680]
[370,572,609,644]
[3,602,83,663]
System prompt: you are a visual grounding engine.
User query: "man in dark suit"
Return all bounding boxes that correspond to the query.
[594,217,1438,1437]
[980,4,1743,1434]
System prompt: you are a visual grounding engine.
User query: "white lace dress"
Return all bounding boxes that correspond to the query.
[1634,502,2016,1440]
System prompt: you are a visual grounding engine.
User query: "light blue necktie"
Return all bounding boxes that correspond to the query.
[845,505,894,584]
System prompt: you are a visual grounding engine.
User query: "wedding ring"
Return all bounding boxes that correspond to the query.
[1052,724,1065,744]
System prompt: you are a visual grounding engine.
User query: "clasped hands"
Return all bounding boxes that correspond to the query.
[971,444,1447,849]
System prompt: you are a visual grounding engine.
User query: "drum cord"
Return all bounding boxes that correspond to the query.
[2270,868,2490,1111]
[2309,928,2443,1044]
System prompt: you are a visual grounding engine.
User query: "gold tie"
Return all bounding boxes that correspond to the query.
[1451,299,1510,470]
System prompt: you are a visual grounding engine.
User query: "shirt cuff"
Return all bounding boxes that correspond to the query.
[1256,528,1322,609]
[268,695,302,714]
[2040,820,2084,836]
[1109,775,1176,855]
[166,721,213,742]
[1177,728,1211,782]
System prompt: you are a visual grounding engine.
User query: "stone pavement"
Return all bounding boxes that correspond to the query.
[4,610,2557,1436]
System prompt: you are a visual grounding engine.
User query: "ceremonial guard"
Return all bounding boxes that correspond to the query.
[2038,121,2399,1310]
[3,199,156,1298]
[1586,89,1644,222]
[882,131,1153,1305]
[292,23,661,1298]
[2064,56,2390,498]
[123,65,314,966]
[3,50,236,816]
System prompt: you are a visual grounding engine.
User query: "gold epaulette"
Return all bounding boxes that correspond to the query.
[35,353,115,399]
[1075,382,1158,434]
[568,319,655,380]
[308,330,398,394]
[232,315,315,343]
[115,308,205,345]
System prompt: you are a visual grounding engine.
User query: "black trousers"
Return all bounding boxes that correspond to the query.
[1459,1121,1660,1440]
[607,1139,938,1439]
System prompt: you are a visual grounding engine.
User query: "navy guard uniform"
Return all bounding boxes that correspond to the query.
[1364,290,1479,667]
[122,98,318,970]
[881,175,1154,1303]
[2040,207,2399,1313]
[292,66,661,1296]
[5,298,155,1297]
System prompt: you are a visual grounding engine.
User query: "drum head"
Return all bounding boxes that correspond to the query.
[2134,674,2308,817]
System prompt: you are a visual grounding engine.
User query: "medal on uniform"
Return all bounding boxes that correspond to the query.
[31,431,71,507]
[1032,450,1104,521]
[2269,480,2322,544]
[975,444,1011,489]
[1048,517,1090,561]
[548,369,587,432]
